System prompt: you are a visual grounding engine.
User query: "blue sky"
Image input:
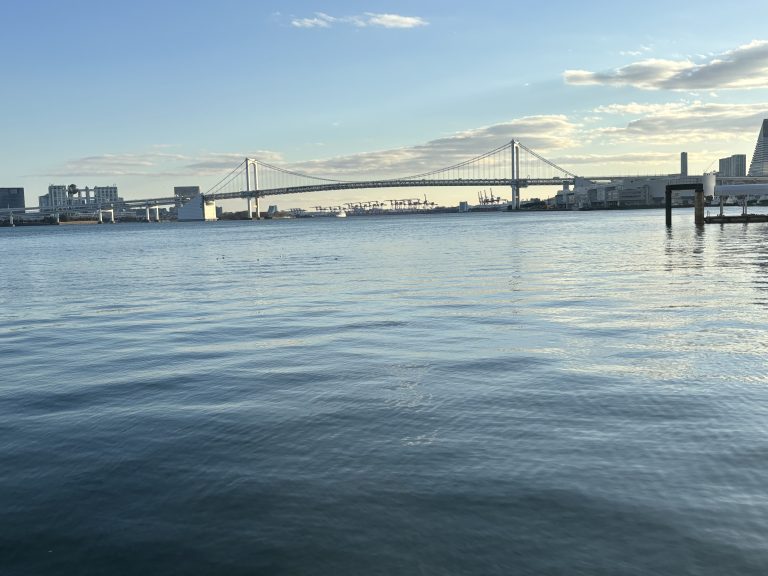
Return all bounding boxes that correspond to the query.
[2,0,768,208]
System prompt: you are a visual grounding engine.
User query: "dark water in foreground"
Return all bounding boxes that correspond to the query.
[2,209,768,575]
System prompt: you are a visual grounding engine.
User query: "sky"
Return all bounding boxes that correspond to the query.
[2,0,768,209]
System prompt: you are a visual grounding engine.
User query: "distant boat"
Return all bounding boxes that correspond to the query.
[335,210,347,218]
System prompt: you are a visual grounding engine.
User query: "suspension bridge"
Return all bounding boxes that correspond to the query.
[199,140,576,215]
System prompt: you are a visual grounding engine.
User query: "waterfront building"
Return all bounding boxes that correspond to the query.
[748,119,768,177]
[92,186,119,204]
[174,186,200,206]
[0,187,26,211]
[718,154,747,177]
[566,175,703,209]
[39,185,68,209]
[177,193,217,221]
[38,184,123,210]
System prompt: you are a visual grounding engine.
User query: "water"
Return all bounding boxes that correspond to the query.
[2,209,768,575]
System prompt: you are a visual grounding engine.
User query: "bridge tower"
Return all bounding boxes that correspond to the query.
[245,158,260,220]
[510,140,521,210]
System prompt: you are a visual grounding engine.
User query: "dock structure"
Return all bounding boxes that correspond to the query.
[665,183,705,227]
[704,213,768,224]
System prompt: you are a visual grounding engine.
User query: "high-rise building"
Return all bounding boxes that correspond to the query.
[718,154,747,177]
[680,152,688,177]
[748,119,768,176]
[0,187,25,211]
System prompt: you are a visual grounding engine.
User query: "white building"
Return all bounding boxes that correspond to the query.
[177,193,217,221]
[93,186,119,204]
[39,185,68,209]
[38,184,122,210]
[748,119,768,177]
[562,175,703,209]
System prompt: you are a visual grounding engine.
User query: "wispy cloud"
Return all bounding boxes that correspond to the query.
[588,101,768,145]
[619,45,652,57]
[552,151,677,167]
[363,13,428,28]
[291,12,336,28]
[37,150,285,179]
[285,116,578,179]
[290,12,428,29]
[565,40,768,90]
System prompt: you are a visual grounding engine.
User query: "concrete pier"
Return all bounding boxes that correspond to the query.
[665,183,704,227]
[694,188,704,227]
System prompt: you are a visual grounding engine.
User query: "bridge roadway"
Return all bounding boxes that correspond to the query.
[113,177,579,208]
[210,177,576,202]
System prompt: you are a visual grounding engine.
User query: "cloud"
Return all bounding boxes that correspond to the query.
[565,40,768,90]
[594,102,692,115]
[38,150,286,179]
[291,12,427,29]
[619,45,652,57]
[285,116,579,179]
[362,13,428,28]
[290,12,336,28]
[588,101,768,145]
[552,151,678,166]
[39,103,765,187]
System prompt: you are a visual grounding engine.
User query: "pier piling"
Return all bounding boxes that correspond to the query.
[694,188,704,227]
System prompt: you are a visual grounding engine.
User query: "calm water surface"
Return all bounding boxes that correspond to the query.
[1,209,768,575]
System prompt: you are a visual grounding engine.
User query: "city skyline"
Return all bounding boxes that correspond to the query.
[2,0,768,208]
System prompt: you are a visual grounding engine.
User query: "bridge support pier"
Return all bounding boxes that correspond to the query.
[254,194,260,220]
[511,183,521,210]
[145,205,151,222]
[694,189,705,227]
[511,140,521,209]
[8,211,14,227]
[153,206,160,222]
[247,197,253,220]
[98,209,103,224]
